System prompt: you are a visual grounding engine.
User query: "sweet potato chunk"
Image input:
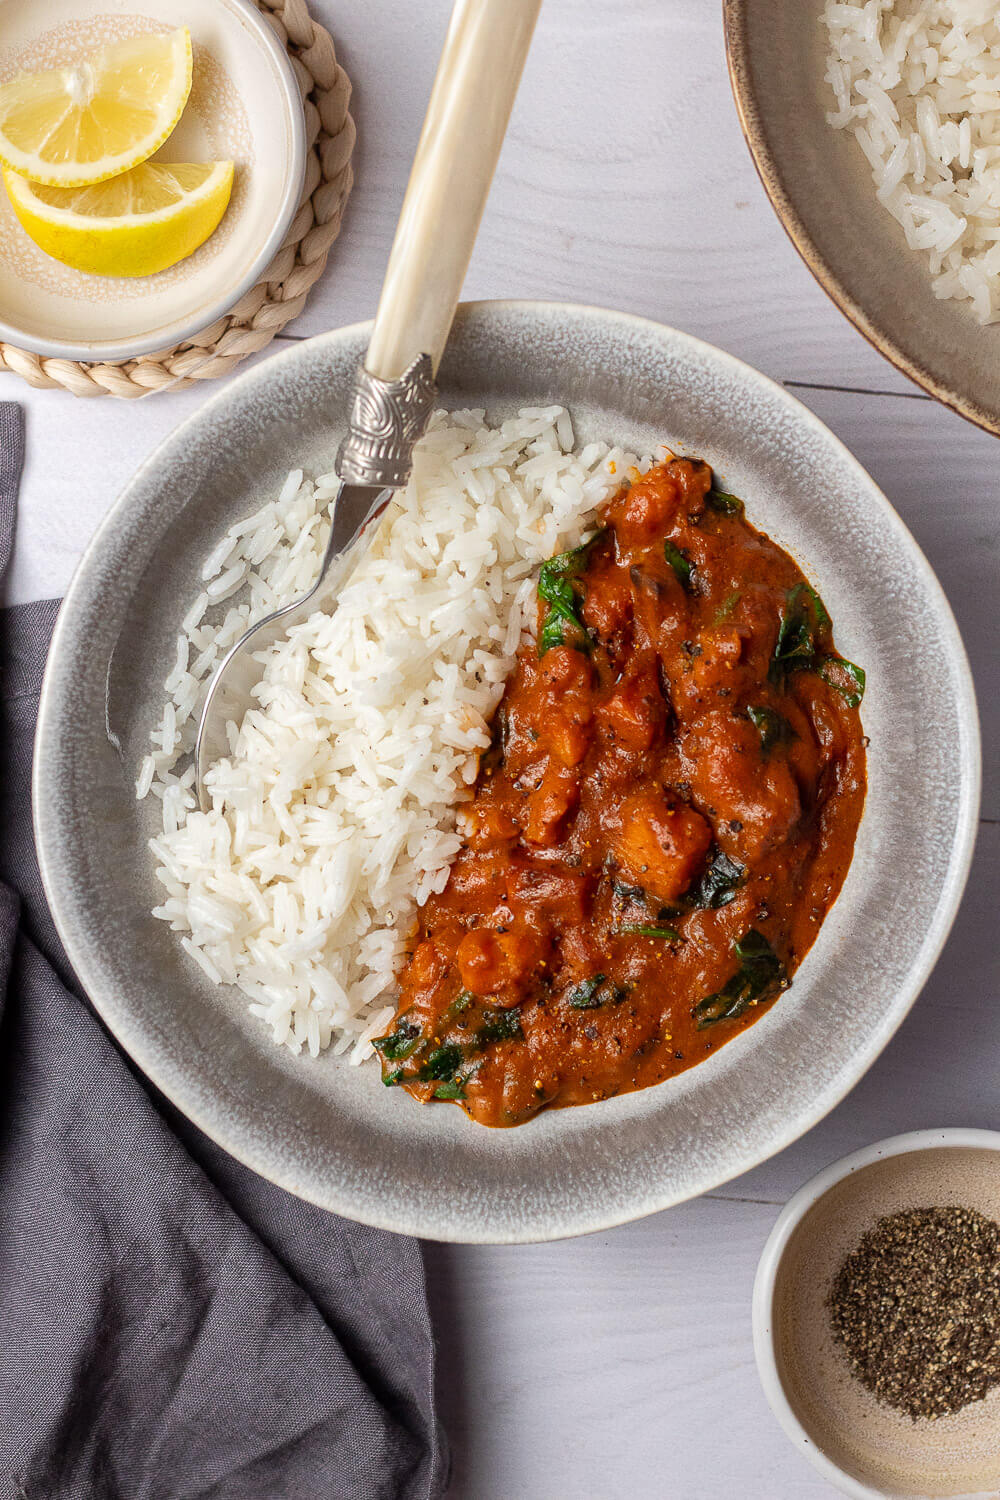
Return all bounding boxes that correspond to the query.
[535,646,595,767]
[543,717,591,768]
[455,926,546,999]
[407,940,445,990]
[612,789,712,902]
[524,765,579,846]
[606,471,681,547]
[509,862,591,926]
[691,627,745,693]
[597,655,666,750]
[581,572,631,639]
[685,709,802,860]
[539,645,593,695]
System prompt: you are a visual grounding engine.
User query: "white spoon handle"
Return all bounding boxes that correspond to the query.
[365,0,542,382]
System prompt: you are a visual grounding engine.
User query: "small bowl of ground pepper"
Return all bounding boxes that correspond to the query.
[754,1129,1000,1498]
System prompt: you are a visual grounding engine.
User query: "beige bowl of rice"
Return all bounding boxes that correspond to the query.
[725,0,1000,435]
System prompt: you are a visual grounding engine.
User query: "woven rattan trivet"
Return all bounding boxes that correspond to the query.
[0,0,355,399]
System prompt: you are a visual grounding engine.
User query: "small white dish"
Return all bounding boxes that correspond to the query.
[754,1129,1000,1499]
[0,0,305,363]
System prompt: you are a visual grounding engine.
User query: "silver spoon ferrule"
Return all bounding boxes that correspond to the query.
[336,353,437,489]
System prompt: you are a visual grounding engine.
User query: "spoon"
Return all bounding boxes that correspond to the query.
[195,0,541,808]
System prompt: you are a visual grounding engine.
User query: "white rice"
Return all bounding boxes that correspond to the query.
[822,0,1000,322]
[138,407,655,1061]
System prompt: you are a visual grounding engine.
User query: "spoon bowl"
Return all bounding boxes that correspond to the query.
[195,482,391,803]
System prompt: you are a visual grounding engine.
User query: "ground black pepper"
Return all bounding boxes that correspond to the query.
[828,1205,1000,1421]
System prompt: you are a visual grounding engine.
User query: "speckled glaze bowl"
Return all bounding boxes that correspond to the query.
[724,0,1000,436]
[33,302,980,1243]
[754,1130,1000,1497]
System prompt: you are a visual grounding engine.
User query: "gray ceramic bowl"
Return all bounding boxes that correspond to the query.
[724,0,1000,436]
[33,302,980,1243]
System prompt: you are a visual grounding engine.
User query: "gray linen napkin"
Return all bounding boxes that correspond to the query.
[0,404,448,1500]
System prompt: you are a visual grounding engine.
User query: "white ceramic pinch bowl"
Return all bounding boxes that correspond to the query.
[755,1129,1000,1498]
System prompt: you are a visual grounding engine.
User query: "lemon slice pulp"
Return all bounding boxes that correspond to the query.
[3,161,235,278]
[0,28,193,187]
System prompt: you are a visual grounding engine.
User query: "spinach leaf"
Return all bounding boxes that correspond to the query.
[617,924,681,941]
[769,583,865,706]
[686,847,745,909]
[772,583,831,679]
[441,990,474,1024]
[819,655,866,709]
[538,612,569,655]
[377,996,470,1078]
[713,590,741,624]
[382,993,525,1099]
[747,705,793,754]
[538,568,581,622]
[476,1007,523,1046]
[539,530,608,585]
[707,489,744,516]
[567,974,607,1009]
[536,567,581,651]
[536,531,607,658]
[565,973,626,1010]
[663,539,693,589]
[693,929,787,1029]
[613,879,648,904]
[417,1043,464,1083]
[432,1080,467,1101]
[433,1059,485,1101]
[373,1017,421,1063]
[537,569,585,659]
[734,929,785,976]
[610,848,742,924]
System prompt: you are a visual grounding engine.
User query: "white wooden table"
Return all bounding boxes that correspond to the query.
[5,2,998,1495]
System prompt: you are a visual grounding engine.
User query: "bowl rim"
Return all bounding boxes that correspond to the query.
[721,0,1000,439]
[752,1128,1000,1498]
[0,0,307,363]
[32,299,983,1241]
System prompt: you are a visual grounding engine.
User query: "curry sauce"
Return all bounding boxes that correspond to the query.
[376,457,867,1127]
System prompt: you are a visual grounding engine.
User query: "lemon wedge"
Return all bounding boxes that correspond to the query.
[0,29,193,188]
[3,161,235,277]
